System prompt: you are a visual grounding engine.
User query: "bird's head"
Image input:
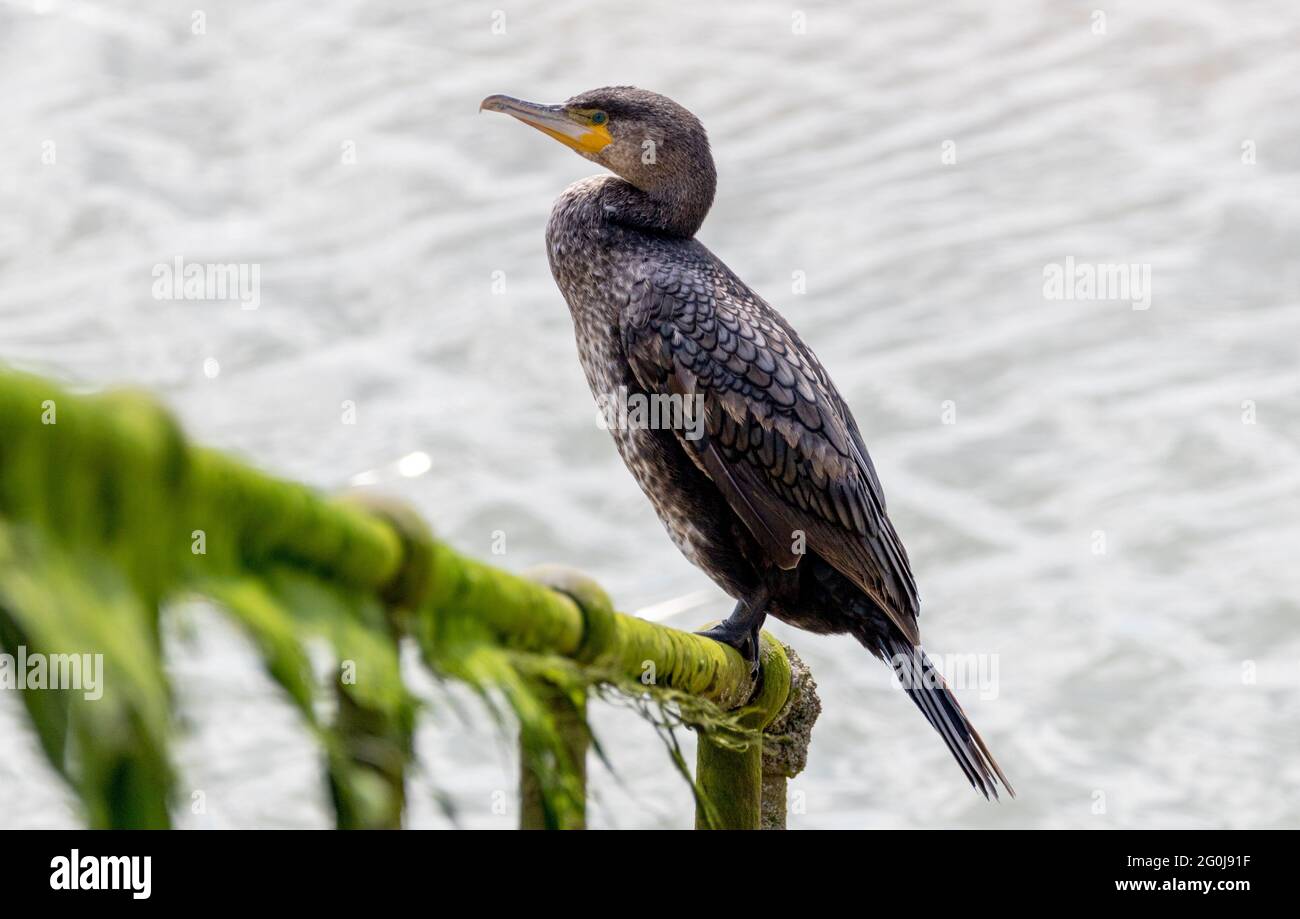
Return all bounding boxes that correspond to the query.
[481,86,716,236]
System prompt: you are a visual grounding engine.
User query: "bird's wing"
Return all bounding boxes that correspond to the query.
[620,251,920,645]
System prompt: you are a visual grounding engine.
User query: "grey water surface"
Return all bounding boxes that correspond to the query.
[1,0,1298,828]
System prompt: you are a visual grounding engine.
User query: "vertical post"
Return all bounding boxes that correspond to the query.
[519,680,589,830]
[518,564,616,830]
[695,729,763,829]
[328,678,409,829]
[759,644,821,829]
[760,771,788,830]
[695,632,792,829]
[330,495,427,830]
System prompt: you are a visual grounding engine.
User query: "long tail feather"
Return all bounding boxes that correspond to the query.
[878,635,1014,799]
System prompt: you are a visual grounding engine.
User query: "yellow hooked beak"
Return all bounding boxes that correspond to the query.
[480,94,613,155]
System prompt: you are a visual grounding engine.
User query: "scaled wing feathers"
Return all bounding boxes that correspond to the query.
[620,250,921,645]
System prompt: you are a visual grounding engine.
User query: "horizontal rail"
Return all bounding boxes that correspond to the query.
[0,366,817,828]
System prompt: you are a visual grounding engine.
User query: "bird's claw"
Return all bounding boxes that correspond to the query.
[696,620,762,677]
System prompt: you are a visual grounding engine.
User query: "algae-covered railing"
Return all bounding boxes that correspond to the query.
[0,367,819,829]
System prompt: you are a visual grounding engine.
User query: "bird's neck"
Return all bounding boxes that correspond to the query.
[596,170,716,238]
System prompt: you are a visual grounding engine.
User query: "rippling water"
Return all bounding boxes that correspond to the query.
[2,0,1298,828]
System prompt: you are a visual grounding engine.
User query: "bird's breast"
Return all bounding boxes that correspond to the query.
[543,190,758,600]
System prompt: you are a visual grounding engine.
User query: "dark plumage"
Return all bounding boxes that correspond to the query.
[482,86,1011,798]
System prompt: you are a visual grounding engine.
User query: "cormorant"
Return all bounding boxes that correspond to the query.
[482,87,1012,798]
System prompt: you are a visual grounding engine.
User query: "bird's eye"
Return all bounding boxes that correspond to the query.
[590,111,608,126]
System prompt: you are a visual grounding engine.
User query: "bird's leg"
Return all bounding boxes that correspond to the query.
[696,591,768,675]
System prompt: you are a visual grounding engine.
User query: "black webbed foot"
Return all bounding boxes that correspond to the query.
[696,602,765,677]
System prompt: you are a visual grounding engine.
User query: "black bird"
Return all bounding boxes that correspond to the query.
[482,87,1012,798]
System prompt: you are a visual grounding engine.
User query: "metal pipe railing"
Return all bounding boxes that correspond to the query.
[0,366,819,829]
